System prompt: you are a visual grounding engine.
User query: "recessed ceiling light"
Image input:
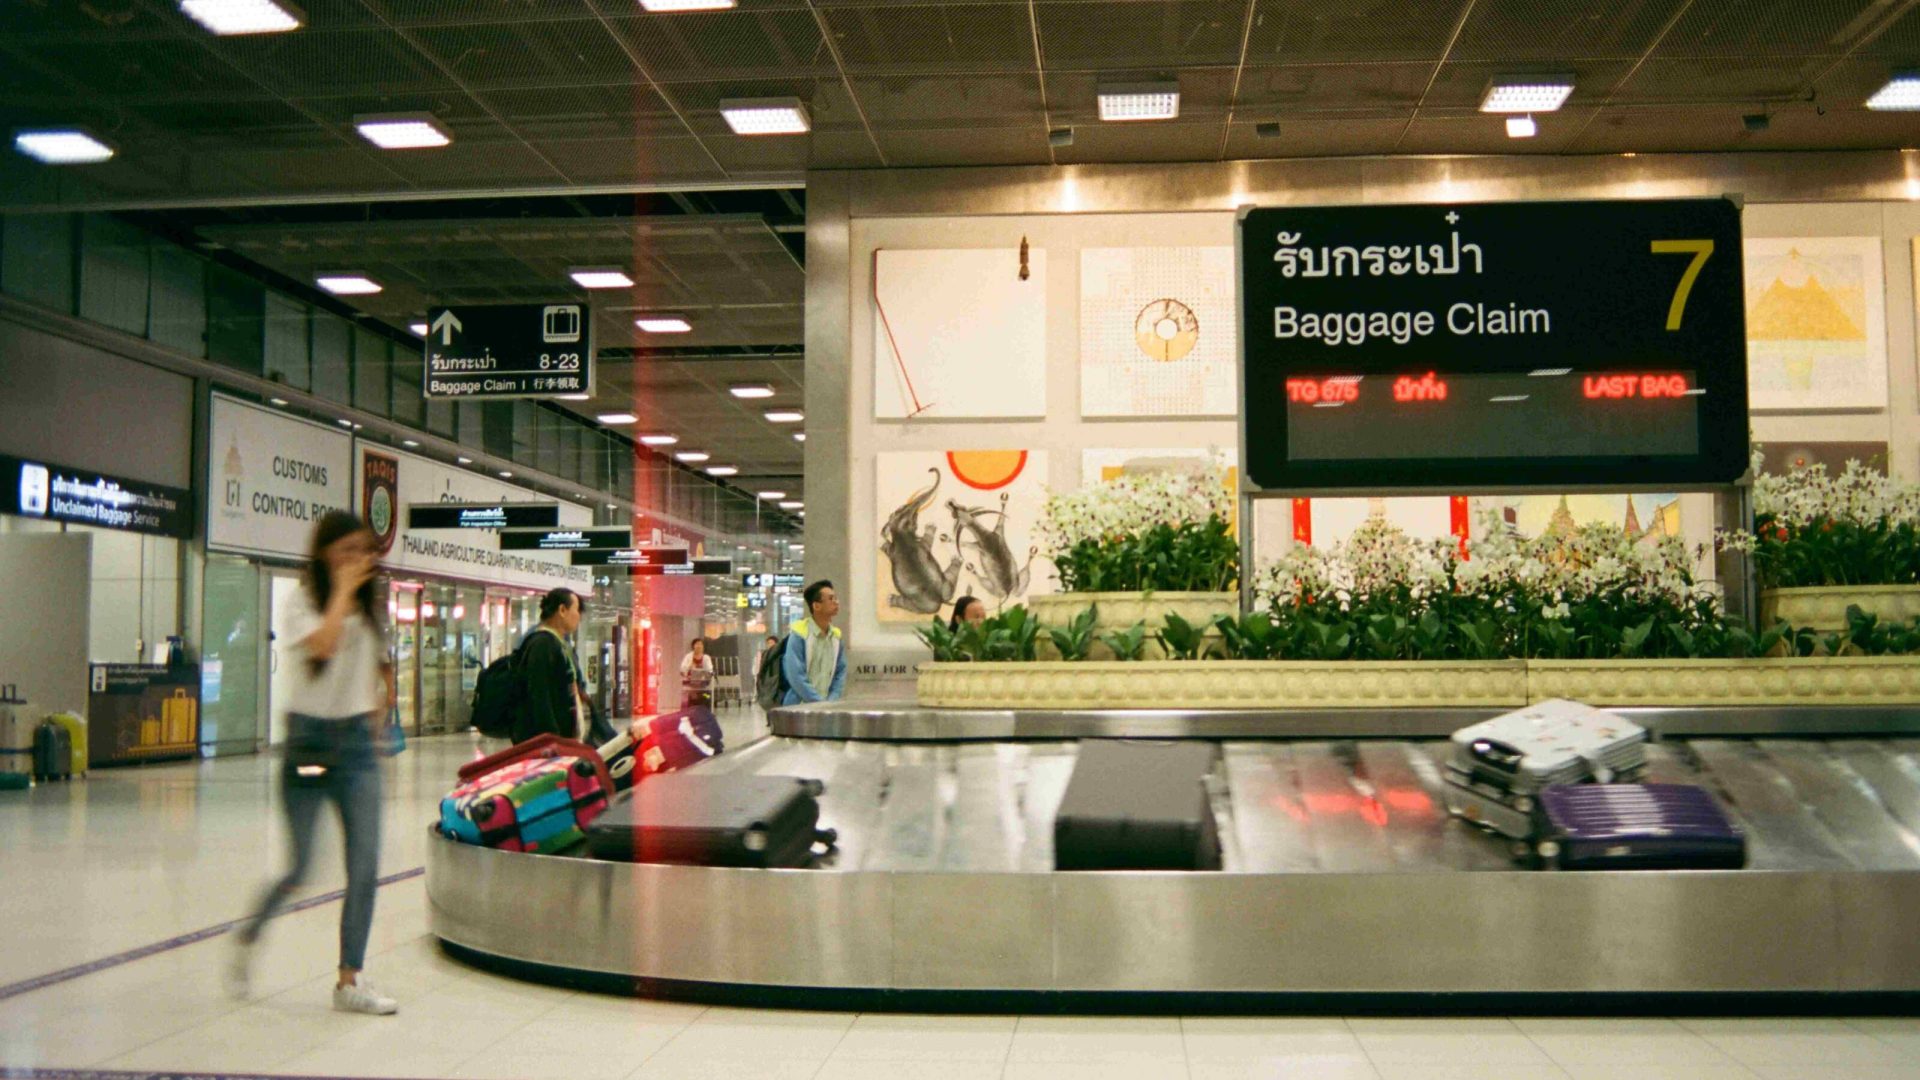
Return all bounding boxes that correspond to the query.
[269,397,289,407]
[557,393,591,401]
[764,409,804,423]
[705,465,739,476]
[337,418,353,427]
[179,0,304,35]
[757,491,787,500]
[1481,75,1574,113]
[353,113,451,150]
[729,383,775,399]
[1097,81,1181,122]
[1506,116,1538,138]
[402,439,420,448]
[794,432,806,442]
[1867,71,1920,111]
[457,456,473,464]
[13,128,115,164]
[409,322,428,336]
[597,412,639,425]
[498,470,514,478]
[778,500,804,510]
[316,272,381,295]
[569,267,634,289]
[640,434,679,446]
[675,451,711,463]
[635,315,692,333]
[640,0,735,9]
[719,97,810,135]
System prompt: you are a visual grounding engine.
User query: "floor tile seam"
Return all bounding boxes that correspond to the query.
[0,868,424,1005]
[619,1002,714,1078]
[1841,1016,1920,1055]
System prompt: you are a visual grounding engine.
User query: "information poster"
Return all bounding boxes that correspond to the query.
[208,394,355,559]
[88,664,200,767]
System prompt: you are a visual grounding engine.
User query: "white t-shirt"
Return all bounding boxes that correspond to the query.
[282,590,385,719]
[680,653,713,675]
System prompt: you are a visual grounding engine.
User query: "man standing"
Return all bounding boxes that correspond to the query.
[780,580,846,705]
[515,587,590,743]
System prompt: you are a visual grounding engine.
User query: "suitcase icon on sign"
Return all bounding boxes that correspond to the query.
[542,305,582,344]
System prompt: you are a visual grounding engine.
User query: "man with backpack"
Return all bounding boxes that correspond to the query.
[756,580,846,710]
[472,588,596,748]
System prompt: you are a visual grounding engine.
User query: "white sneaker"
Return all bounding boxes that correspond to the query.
[332,979,398,1016]
[225,937,253,1001]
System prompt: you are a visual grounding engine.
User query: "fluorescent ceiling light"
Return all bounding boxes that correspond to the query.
[557,393,591,401]
[675,451,711,463]
[353,113,451,150]
[705,465,739,476]
[757,491,787,500]
[597,412,639,425]
[607,503,618,510]
[402,439,420,447]
[1481,75,1574,113]
[635,315,692,333]
[1097,81,1180,122]
[569,267,633,289]
[316,273,381,295]
[13,129,115,164]
[778,500,804,510]
[640,434,679,446]
[337,419,353,427]
[794,432,806,442]
[1867,72,1920,111]
[457,456,473,464]
[1506,116,1538,138]
[719,97,810,135]
[640,0,735,9]
[269,397,289,406]
[179,0,304,35]
[764,409,804,423]
[498,471,513,478]
[729,383,775,399]
[409,322,428,336]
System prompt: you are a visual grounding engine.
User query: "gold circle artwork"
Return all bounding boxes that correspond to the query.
[1134,298,1199,362]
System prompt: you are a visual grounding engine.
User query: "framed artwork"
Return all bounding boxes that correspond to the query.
[1291,497,1465,548]
[872,247,1047,420]
[1471,493,1683,544]
[1080,247,1237,417]
[1744,237,1887,411]
[875,450,1050,624]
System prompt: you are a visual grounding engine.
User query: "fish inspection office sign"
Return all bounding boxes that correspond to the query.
[1237,198,1748,492]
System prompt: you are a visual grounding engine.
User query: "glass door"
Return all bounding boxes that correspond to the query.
[390,582,420,734]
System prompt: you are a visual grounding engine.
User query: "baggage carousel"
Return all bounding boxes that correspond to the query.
[428,712,1920,1007]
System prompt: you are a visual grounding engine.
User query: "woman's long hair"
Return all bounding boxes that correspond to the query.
[948,595,981,633]
[305,510,381,629]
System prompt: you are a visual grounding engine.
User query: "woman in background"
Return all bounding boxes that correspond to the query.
[948,595,986,633]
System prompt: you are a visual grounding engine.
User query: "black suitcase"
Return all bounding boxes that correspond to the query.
[1054,740,1222,871]
[585,773,836,867]
[32,720,71,783]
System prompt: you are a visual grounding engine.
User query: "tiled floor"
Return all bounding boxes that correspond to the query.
[2,722,1917,1080]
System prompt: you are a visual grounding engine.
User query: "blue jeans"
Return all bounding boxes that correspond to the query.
[241,714,382,970]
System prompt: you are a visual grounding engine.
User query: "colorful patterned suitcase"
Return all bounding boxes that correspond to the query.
[441,742,611,853]
[1534,783,1747,870]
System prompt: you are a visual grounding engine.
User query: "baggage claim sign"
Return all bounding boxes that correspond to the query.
[1238,198,1748,491]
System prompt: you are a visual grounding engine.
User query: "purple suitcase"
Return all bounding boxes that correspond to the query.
[1535,783,1746,870]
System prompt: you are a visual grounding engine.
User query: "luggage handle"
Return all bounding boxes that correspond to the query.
[677,717,717,759]
[1470,738,1524,775]
[459,733,613,796]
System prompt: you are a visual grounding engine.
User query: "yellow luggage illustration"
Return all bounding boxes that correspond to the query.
[162,689,196,746]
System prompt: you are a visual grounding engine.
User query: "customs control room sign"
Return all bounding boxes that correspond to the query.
[424,303,593,400]
[1238,198,1748,491]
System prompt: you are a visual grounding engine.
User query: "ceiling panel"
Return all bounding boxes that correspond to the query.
[825,4,1038,73]
[1221,114,1410,157]
[1610,55,1825,104]
[1648,0,1889,59]
[404,19,638,89]
[1242,0,1465,65]
[1232,62,1435,114]
[1447,0,1677,62]
[848,72,1047,124]
[608,9,838,82]
[1036,0,1250,71]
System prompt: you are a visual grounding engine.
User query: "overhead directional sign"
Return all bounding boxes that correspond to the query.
[498,526,631,551]
[408,502,560,529]
[571,546,690,567]
[423,303,593,400]
[622,557,734,576]
[742,572,805,589]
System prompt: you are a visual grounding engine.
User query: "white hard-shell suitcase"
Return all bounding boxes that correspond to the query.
[1448,699,1647,796]
[1,684,39,779]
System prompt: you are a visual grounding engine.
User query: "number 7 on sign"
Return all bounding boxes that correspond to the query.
[1650,239,1714,331]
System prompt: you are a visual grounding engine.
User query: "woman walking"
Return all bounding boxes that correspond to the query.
[230,511,397,1015]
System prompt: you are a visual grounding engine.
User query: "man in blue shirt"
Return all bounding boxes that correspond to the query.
[781,580,846,705]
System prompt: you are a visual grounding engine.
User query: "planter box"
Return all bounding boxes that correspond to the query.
[1759,585,1920,632]
[916,659,1529,710]
[1527,656,1920,707]
[1027,591,1238,660]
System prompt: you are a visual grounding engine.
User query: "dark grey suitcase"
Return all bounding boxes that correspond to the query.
[1054,740,1221,871]
[32,721,72,782]
[585,773,836,867]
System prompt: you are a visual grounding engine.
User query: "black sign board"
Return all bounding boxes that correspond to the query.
[423,303,594,400]
[624,557,734,576]
[3,453,191,538]
[87,663,200,766]
[499,526,631,551]
[571,546,690,567]
[408,502,560,530]
[741,572,805,589]
[1238,198,1748,491]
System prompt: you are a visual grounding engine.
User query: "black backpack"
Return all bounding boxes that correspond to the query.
[754,636,790,711]
[471,635,535,738]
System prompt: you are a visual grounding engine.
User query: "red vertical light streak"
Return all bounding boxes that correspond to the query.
[1293,498,1312,545]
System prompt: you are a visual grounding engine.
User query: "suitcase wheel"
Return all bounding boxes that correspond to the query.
[572,759,595,778]
[814,827,838,851]
[743,825,769,852]
[473,802,496,824]
[1535,840,1562,870]
[1512,795,1534,813]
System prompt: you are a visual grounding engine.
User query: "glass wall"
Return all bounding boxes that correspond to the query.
[200,555,263,756]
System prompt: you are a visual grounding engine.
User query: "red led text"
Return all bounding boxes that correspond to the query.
[1583,373,1691,400]
[1286,377,1363,404]
[1392,373,1448,402]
